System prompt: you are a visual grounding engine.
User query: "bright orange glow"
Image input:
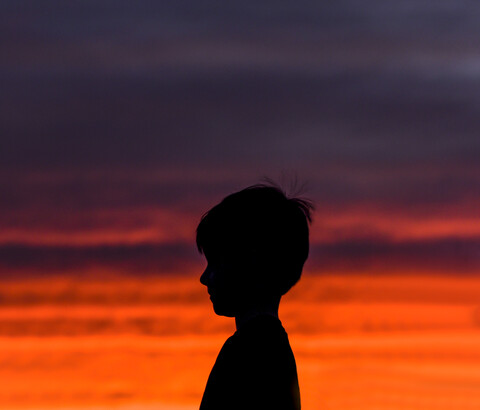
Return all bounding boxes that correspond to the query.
[1,273,479,409]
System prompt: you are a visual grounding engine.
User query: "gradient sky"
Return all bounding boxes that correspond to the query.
[1,1,479,278]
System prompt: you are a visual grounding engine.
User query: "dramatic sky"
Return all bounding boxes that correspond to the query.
[1,0,479,278]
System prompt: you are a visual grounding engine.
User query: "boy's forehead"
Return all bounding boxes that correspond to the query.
[203,243,243,264]
[204,245,229,261]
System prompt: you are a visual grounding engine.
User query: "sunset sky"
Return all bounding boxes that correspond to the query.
[1,3,480,409]
[2,0,479,279]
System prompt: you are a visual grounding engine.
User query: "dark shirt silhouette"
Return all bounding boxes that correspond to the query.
[200,314,301,410]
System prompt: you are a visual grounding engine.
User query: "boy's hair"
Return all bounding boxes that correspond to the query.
[196,183,314,296]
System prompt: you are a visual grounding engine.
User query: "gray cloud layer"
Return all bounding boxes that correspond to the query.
[2,1,479,171]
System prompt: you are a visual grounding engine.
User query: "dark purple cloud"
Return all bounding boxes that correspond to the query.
[308,236,480,274]
[2,1,479,174]
[2,69,479,172]
[0,235,478,279]
[0,242,203,277]
[1,1,479,276]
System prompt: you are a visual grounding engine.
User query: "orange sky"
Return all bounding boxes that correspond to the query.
[1,273,480,410]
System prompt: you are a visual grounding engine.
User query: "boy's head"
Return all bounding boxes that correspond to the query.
[196,183,314,317]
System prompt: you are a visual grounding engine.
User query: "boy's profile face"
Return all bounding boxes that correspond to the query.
[200,253,251,317]
[197,185,312,316]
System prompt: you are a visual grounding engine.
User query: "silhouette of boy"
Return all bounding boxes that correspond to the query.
[197,183,313,410]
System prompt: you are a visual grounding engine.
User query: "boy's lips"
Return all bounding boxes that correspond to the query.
[208,289,220,301]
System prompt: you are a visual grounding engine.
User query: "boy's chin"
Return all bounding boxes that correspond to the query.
[211,302,237,317]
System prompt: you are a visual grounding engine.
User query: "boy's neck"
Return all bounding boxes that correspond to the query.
[234,297,281,331]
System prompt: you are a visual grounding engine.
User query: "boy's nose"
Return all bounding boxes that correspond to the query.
[200,266,212,286]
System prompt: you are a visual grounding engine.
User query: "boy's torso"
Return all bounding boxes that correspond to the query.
[200,314,301,410]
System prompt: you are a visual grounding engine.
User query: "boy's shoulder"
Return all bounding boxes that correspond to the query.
[201,314,300,410]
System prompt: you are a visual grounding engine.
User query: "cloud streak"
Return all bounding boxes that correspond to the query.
[1,234,478,278]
